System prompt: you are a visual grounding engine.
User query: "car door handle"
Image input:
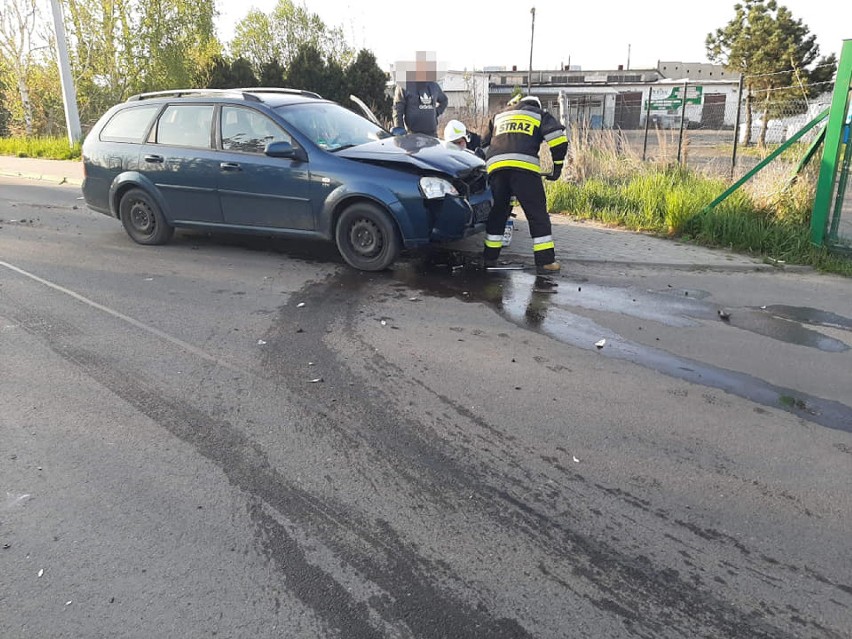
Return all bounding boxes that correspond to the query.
[143,154,163,163]
[220,162,242,172]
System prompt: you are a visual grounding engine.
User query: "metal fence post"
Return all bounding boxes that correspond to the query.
[642,86,652,161]
[731,74,745,179]
[677,80,688,164]
[811,39,852,246]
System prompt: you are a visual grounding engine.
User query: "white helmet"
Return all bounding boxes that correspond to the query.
[518,95,541,108]
[443,119,468,143]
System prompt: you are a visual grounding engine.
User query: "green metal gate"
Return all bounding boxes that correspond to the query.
[811,39,852,252]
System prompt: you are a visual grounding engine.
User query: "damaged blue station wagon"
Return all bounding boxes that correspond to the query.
[81,88,492,271]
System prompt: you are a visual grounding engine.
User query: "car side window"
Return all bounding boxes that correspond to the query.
[156,104,214,148]
[221,106,292,154]
[100,105,160,143]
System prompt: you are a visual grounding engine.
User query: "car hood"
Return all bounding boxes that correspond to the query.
[336,134,485,177]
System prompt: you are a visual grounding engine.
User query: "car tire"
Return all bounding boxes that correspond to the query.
[119,188,174,245]
[335,202,401,271]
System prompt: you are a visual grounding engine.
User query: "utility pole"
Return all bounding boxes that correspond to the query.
[49,0,82,145]
[528,7,535,94]
[627,44,631,70]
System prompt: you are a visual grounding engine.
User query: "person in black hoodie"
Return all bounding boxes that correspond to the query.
[392,51,448,137]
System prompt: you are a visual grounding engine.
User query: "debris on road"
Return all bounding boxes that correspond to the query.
[297,302,306,308]
[595,339,606,349]
[718,310,731,321]
[308,378,323,383]
[573,456,580,463]
[257,339,267,345]
[38,569,44,578]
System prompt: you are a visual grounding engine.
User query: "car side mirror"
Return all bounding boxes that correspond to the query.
[265,141,307,162]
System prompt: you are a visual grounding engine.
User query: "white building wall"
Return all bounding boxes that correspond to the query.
[440,71,490,117]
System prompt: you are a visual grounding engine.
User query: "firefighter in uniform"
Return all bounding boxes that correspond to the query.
[481,95,568,274]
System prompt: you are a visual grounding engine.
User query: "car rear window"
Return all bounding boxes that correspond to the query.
[100,105,160,143]
[156,104,215,148]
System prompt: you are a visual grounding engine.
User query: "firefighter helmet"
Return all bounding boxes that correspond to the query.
[518,95,541,108]
[443,119,468,143]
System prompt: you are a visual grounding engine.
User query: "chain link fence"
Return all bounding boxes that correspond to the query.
[558,65,836,179]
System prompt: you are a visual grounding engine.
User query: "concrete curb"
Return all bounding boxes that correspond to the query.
[0,169,83,186]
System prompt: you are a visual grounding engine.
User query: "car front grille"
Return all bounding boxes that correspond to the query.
[454,167,488,198]
[465,168,488,196]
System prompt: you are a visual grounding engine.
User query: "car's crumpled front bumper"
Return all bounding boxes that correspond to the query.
[428,190,492,242]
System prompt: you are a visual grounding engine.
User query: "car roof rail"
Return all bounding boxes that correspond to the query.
[239,87,323,100]
[125,89,263,102]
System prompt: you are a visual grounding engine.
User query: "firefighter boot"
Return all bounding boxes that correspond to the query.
[536,261,561,275]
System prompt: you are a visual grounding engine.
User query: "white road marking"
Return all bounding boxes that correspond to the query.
[0,260,244,373]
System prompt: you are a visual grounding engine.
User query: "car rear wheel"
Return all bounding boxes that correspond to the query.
[119,188,174,245]
[335,202,400,271]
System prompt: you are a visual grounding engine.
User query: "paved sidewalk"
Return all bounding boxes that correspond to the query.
[0,155,783,270]
[0,156,84,186]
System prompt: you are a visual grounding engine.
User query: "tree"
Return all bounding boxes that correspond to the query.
[0,56,10,135]
[230,0,353,76]
[0,0,40,134]
[284,44,327,96]
[203,55,257,89]
[706,0,838,147]
[134,0,219,91]
[345,49,391,122]
[62,0,221,125]
[258,60,285,87]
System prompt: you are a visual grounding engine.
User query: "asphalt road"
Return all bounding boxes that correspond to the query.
[1,177,851,638]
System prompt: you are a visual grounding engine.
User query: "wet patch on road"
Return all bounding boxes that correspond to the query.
[388,251,852,433]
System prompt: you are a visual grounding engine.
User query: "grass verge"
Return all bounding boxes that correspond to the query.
[546,135,852,276]
[0,136,82,160]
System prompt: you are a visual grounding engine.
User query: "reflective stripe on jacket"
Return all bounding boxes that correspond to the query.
[483,103,568,175]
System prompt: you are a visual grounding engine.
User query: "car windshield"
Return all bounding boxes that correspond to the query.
[276,102,390,151]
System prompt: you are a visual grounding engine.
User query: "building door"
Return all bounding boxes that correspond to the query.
[701,93,727,129]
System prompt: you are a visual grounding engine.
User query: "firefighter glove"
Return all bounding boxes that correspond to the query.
[546,166,562,181]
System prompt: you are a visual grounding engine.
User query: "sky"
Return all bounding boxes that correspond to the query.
[216,0,849,73]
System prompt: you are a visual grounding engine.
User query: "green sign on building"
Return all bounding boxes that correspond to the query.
[647,85,703,111]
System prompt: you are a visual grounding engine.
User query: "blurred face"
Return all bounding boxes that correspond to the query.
[415,52,437,82]
[394,52,444,85]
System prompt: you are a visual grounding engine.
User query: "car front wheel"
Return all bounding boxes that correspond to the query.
[335,202,401,271]
[119,188,174,245]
